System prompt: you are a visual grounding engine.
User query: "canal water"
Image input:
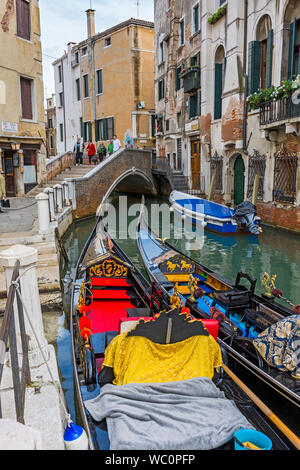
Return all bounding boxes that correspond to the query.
[52,194,300,435]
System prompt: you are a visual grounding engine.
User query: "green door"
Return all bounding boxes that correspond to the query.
[234,155,245,206]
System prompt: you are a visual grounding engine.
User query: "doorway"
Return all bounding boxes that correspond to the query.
[3,151,16,197]
[234,155,245,206]
[191,140,201,190]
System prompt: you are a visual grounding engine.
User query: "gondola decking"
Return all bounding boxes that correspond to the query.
[136,210,300,420]
[69,216,298,450]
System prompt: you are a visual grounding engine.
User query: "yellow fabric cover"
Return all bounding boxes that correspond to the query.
[102,333,222,386]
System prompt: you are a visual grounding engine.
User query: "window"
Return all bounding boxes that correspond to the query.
[48,118,53,129]
[76,78,81,101]
[97,69,103,95]
[177,112,182,128]
[165,119,169,132]
[97,117,114,140]
[288,18,300,79]
[58,65,62,83]
[83,74,89,98]
[193,4,200,33]
[82,47,88,56]
[59,92,64,107]
[16,0,31,41]
[248,16,273,93]
[189,91,201,119]
[50,135,54,149]
[75,51,79,64]
[180,19,185,46]
[20,76,33,120]
[60,123,64,142]
[159,42,164,63]
[175,66,182,91]
[214,47,226,120]
[158,79,165,100]
[105,37,112,47]
[83,122,91,142]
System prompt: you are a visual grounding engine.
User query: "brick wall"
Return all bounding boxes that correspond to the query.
[72,149,157,219]
[47,152,76,181]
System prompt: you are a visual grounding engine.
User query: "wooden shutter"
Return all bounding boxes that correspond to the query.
[248,41,261,94]
[189,94,196,119]
[95,120,100,141]
[288,19,296,79]
[175,67,181,91]
[16,0,31,41]
[88,122,92,141]
[214,63,222,120]
[265,30,273,88]
[83,122,87,142]
[20,77,33,120]
[80,118,83,138]
[97,70,103,94]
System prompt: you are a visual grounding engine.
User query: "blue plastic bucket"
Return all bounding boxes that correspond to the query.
[234,429,272,450]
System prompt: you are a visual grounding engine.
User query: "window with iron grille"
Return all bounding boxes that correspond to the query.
[210,152,223,191]
[273,148,298,204]
[247,150,266,201]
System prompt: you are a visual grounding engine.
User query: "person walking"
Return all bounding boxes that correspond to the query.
[86,140,96,165]
[113,135,121,153]
[0,169,6,213]
[108,139,114,157]
[74,138,83,166]
[97,141,107,163]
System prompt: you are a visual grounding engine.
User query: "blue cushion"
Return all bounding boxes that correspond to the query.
[90,333,106,355]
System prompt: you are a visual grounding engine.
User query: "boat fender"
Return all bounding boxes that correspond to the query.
[64,420,89,450]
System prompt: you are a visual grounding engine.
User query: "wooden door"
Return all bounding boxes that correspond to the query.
[191,141,201,190]
[4,155,15,196]
[234,155,245,206]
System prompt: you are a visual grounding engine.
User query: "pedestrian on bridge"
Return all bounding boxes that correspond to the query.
[74,138,83,166]
[97,141,107,162]
[108,139,114,157]
[113,135,121,153]
[0,169,6,213]
[87,140,96,165]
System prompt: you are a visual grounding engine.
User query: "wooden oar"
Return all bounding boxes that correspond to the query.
[222,363,300,450]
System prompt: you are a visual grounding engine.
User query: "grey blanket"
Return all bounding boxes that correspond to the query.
[84,377,252,450]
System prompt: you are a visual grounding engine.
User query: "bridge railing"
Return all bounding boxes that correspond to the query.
[0,261,31,424]
[46,151,76,182]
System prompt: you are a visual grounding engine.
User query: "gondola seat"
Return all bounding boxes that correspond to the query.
[212,272,256,311]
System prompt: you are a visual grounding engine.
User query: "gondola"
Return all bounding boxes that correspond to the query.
[170,190,261,235]
[136,203,300,422]
[70,215,299,450]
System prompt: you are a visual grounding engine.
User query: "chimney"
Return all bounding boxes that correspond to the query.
[86,9,95,38]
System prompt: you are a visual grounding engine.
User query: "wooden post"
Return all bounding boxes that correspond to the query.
[208,173,216,201]
[252,174,260,205]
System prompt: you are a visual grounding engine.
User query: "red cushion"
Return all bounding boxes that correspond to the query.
[91,277,130,287]
[202,319,219,341]
[92,289,131,300]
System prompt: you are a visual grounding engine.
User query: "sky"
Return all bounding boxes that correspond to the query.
[40,0,154,100]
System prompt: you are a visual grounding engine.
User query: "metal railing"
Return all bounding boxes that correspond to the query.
[0,261,31,424]
[259,96,300,126]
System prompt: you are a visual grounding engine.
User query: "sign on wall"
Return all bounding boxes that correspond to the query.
[2,121,18,133]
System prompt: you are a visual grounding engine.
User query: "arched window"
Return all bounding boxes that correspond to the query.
[214,46,226,120]
[248,15,273,94]
[282,0,300,80]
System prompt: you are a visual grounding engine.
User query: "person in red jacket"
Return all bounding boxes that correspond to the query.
[86,140,96,165]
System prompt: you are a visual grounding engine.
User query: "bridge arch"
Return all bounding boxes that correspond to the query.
[69,149,157,219]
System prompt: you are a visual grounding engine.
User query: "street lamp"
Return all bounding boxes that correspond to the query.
[11,141,20,151]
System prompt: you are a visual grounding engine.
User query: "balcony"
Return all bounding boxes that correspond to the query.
[259,96,300,128]
[181,67,200,93]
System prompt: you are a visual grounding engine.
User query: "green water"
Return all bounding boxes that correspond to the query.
[57,194,300,436]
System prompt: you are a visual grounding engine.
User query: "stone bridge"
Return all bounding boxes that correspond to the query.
[66,148,157,219]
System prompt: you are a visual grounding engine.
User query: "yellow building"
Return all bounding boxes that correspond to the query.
[53,12,155,153]
[0,0,46,197]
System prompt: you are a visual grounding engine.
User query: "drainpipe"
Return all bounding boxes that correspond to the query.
[61,58,67,152]
[242,0,248,152]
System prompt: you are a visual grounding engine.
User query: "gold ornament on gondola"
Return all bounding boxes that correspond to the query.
[188,275,198,303]
[261,272,277,298]
[170,283,181,309]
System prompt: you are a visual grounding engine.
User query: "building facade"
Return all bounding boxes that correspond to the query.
[45,94,57,158]
[53,11,155,154]
[154,0,300,211]
[0,0,46,196]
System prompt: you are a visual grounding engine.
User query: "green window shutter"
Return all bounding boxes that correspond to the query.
[176,67,181,91]
[288,19,296,79]
[248,40,261,94]
[88,122,92,141]
[214,63,222,120]
[197,51,201,67]
[83,122,87,142]
[95,120,100,141]
[222,56,227,89]
[80,118,83,138]
[265,29,273,88]
[197,90,201,116]
[189,94,197,118]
